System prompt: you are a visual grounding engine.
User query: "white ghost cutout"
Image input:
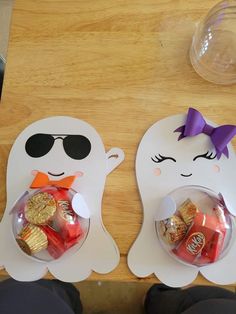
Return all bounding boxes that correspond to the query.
[128,113,236,287]
[0,116,124,282]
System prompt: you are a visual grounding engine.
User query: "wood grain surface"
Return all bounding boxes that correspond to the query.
[0,0,236,284]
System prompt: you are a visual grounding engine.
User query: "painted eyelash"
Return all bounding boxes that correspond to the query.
[151,154,176,163]
[193,151,217,161]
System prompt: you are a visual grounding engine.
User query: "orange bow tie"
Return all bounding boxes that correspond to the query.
[30,172,76,189]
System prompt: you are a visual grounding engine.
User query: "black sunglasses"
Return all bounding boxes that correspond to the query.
[25,133,91,160]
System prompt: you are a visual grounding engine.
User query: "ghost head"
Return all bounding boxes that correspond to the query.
[128,113,236,287]
[0,116,124,281]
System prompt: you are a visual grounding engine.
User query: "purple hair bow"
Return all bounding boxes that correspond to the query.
[174,108,236,159]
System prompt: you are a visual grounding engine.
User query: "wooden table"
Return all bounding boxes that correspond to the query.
[0,0,235,285]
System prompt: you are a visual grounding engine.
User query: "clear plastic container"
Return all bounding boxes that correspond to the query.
[11,186,90,262]
[156,186,235,267]
[190,0,236,85]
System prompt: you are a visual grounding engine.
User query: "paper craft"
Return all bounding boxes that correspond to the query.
[0,116,124,282]
[128,108,236,287]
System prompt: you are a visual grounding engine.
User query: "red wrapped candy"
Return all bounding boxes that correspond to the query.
[173,211,227,265]
[200,207,227,263]
[41,188,83,255]
[55,195,83,241]
[41,225,65,259]
[43,188,83,241]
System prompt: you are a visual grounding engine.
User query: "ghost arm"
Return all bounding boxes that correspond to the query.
[72,193,90,218]
[106,148,125,175]
[154,196,177,221]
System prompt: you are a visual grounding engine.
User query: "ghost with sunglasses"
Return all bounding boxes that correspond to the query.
[0,116,124,282]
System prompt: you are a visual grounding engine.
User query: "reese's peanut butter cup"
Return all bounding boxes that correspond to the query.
[25,192,57,225]
[17,224,48,255]
[179,199,198,226]
[160,215,187,244]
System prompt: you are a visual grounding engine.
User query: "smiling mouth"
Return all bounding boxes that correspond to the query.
[48,171,65,177]
[181,173,192,177]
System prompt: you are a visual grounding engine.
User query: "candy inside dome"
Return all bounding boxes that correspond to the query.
[11,186,90,262]
[156,186,235,267]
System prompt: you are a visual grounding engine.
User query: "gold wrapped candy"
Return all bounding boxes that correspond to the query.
[16,224,48,255]
[25,192,56,225]
[160,215,187,244]
[179,199,198,226]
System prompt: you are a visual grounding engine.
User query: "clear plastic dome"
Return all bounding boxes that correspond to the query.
[11,186,90,262]
[156,186,235,267]
[190,0,236,85]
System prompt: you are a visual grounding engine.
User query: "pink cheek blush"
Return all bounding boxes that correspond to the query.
[154,168,161,176]
[75,171,84,177]
[213,165,220,173]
